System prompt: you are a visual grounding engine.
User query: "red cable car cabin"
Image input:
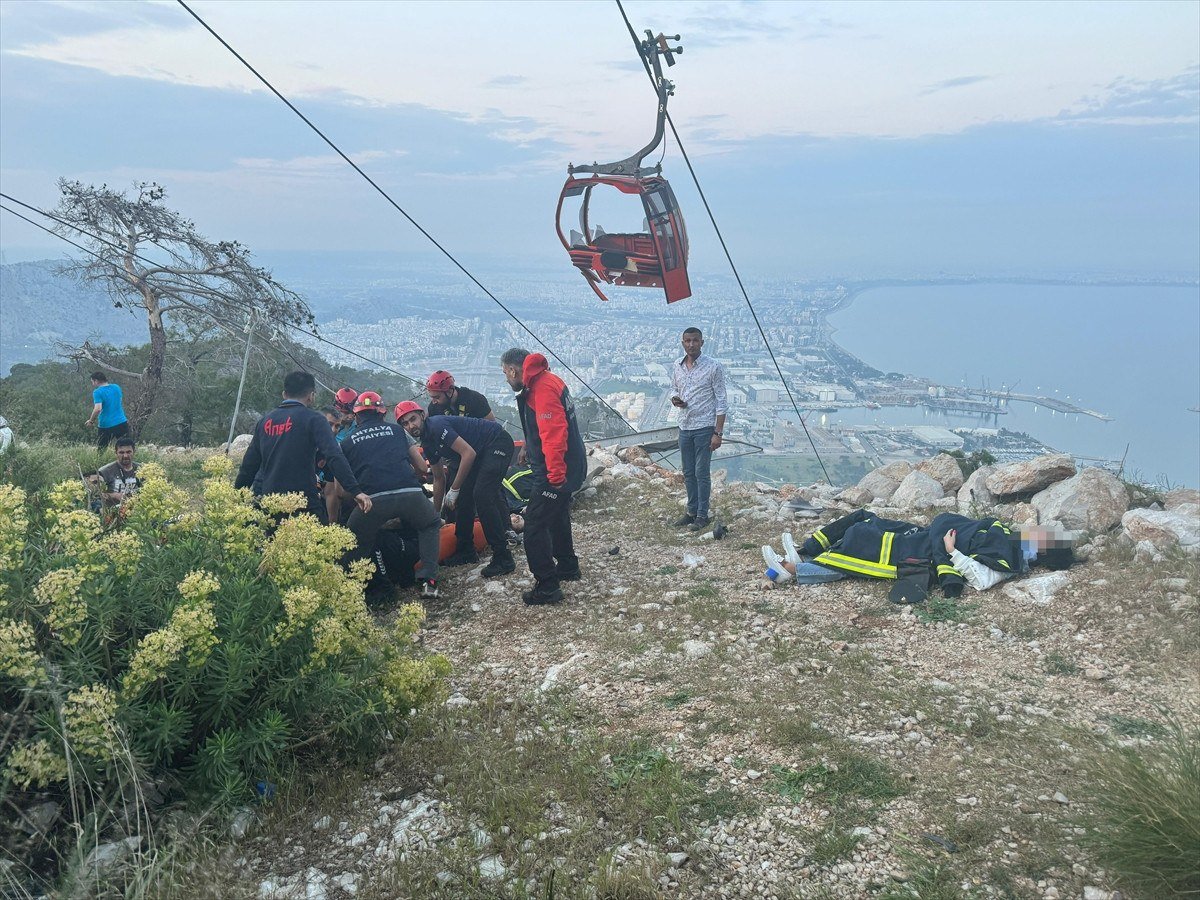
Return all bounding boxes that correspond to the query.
[556,174,690,304]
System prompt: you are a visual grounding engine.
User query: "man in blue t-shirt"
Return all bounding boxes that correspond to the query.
[86,371,130,450]
[397,403,516,579]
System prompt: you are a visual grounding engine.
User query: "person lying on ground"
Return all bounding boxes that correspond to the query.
[760,510,1074,602]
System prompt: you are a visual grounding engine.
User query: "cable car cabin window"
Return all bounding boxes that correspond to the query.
[643,188,680,271]
[654,218,679,270]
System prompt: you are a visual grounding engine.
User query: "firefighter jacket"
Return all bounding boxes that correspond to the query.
[800,510,1025,595]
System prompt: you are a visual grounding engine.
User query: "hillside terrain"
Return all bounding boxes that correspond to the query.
[148,454,1198,900]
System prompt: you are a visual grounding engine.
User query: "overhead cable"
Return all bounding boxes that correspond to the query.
[613,0,832,484]
[174,0,638,437]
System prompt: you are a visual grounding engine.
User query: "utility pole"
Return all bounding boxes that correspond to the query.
[225,312,257,454]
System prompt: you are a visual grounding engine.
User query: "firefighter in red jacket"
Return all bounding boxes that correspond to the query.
[500,348,586,606]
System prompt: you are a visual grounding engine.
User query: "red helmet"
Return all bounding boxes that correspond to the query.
[353,390,384,414]
[394,400,424,421]
[334,387,358,411]
[426,370,455,393]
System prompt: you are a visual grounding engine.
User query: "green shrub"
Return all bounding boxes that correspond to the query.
[0,455,448,889]
[1083,719,1200,897]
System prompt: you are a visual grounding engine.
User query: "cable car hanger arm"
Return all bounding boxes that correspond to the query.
[568,31,682,178]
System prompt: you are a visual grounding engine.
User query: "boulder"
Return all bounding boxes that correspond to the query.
[229,433,254,455]
[836,485,873,507]
[1164,487,1200,511]
[857,471,901,502]
[916,454,965,493]
[877,460,915,481]
[957,465,997,513]
[993,502,1039,527]
[1121,508,1200,554]
[891,471,945,508]
[1003,572,1072,605]
[986,453,1076,498]
[1031,467,1129,532]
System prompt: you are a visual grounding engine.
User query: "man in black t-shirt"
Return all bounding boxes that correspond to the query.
[342,391,441,600]
[425,369,494,421]
[97,437,141,506]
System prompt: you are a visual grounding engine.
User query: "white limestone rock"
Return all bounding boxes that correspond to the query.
[1031,467,1129,532]
[986,453,1076,498]
[957,465,997,513]
[1121,507,1200,555]
[890,471,945,508]
[916,454,965,493]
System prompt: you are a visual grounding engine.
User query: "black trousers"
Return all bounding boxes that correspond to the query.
[97,421,130,450]
[522,481,577,590]
[453,432,514,553]
[347,490,441,582]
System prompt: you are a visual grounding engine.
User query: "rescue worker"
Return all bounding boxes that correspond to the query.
[396,400,517,579]
[235,371,371,522]
[333,387,359,443]
[341,392,441,601]
[424,370,496,564]
[500,348,586,606]
[762,510,1073,604]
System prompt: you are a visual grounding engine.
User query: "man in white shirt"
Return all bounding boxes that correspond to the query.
[669,327,727,531]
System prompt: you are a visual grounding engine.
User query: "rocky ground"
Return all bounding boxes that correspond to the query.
[174,457,1198,900]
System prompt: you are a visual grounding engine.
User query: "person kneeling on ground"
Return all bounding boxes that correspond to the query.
[341,391,442,602]
[98,437,141,507]
[396,400,517,579]
[761,510,1074,604]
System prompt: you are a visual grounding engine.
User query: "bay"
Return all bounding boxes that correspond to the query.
[827,283,1200,487]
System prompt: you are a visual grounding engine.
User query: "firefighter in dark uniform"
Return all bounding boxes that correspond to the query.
[425,370,496,565]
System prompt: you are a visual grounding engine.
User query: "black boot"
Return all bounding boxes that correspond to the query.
[481,548,516,578]
[442,547,480,567]
[522,581,563,606]
[554,557,582,581]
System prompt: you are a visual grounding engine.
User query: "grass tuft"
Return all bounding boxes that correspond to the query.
[1082,718,1200,897]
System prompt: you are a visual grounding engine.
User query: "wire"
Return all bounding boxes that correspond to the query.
[613,0,832,484]
[174,0,637,438]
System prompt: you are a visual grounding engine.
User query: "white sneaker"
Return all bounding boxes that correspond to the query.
[781,532,801,566]
[761,546,793,583]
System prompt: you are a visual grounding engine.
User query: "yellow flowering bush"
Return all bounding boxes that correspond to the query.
[5,739,69,790]
[0,618,44,686]
[2,452,447,822]
[123,572,219,697]
[0,484,27,578]
[62,684,119,763]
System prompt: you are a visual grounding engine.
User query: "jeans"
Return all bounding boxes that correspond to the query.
[793,562,846,585]
[679,426,715,519]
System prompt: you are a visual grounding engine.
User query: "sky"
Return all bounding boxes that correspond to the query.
[0,0,1197,277]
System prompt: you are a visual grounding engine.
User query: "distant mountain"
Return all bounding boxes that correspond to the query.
[0,260,138,373]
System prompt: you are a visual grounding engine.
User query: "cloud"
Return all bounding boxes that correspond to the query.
[920,75,992,96]
[484,74,528,88]
[1057,66,1200,124]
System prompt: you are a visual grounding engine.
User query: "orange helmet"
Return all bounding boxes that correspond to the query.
[394,400,424,421]
[334,387,358,411]
[353,390,385,414]
[426,370,455,393]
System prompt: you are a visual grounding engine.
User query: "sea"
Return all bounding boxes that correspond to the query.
[826,283,1200,488]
